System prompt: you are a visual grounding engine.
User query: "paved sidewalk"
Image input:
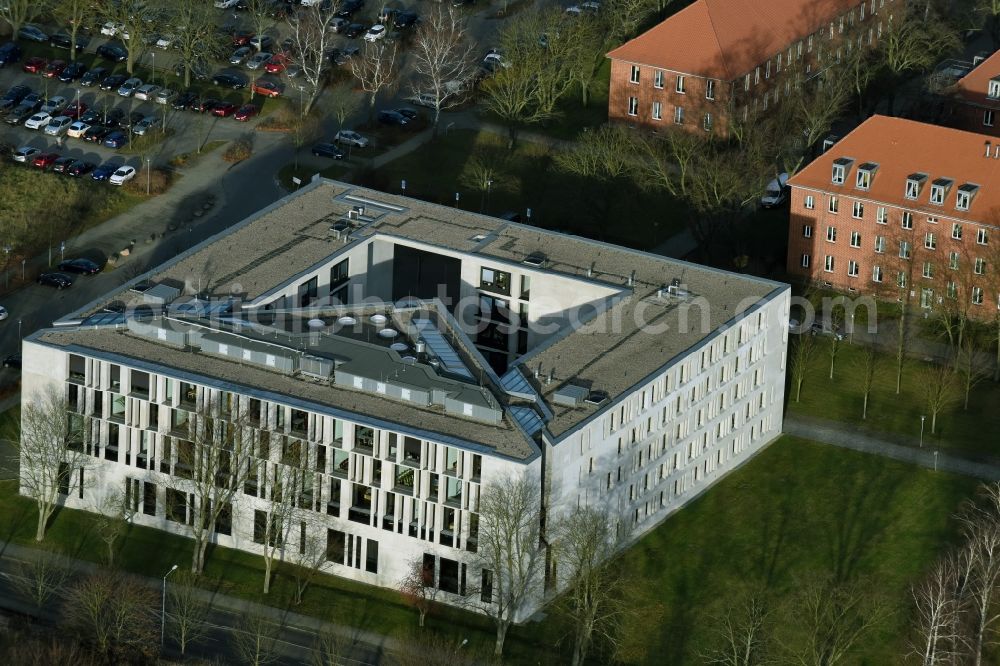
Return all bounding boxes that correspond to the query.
[784,413,1000,480]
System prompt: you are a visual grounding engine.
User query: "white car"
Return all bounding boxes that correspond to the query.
[133,83,160,101]
[100,21,125,37]
[364,25,387,42]
[214,0,240,7]
[11,146,40,162]
[246,51,271,70]
[118,77,142,97]
[40,96,68,115]
[109,165,136,185]
[154,88,177,105]
[334,130,369,148]
[155,34,174,49]
[565,1,599,14]
[43,115,72,136]
[67,120,91,138]
[408,91,436,108]
[23,112,51,130]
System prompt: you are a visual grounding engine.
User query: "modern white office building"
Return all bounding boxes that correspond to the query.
[20,178,789,620]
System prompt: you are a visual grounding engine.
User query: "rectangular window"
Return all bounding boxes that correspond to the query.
[953,223,963,240]
[703,113,712,131]
[957,189,973,211]
[876,206,887,224]
[850,231,861,248]
[629,65,640,84]
[627,96,638,116]
[653,69,664,88]
[675,75,685,93]
[651,101,662,120]
[852,201,864,219]
[872,265,883,282]
[801,254,811,268]
[950,251,960,270]
[923,262,934,279]
[479,267,510,294]
[142,481,156,516]
[481,569,493,603]
[803,225,813,238]
[856,169,872,189]
[832,164,846,185]
[829,196,839,213]
[925,233,936,250]
[326,528,346,563]
[902,212,913,229]
[673,106,684,124]
[975,257,986,275]
[989,79,1000,99]
[826,226,837,242]
[973,287,984,304]
[900,241,911,259]
[905,177,923,199]
[805,195,815,210]
[705,79,715,100]
[824,255,834,273]
[947,281,958,299]
[330,258,349,292]
[978,229,989,245]
[897,272,907,289]
[930,185,945,205]
[985,110,995,127]
[365,539,379,573]
[875,235,885,253]
[848,260,859,277]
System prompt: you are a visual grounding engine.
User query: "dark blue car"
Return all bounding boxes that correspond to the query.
[103,131,128,149]
[91,162,120,181]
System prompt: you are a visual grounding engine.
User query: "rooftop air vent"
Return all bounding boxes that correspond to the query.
[347,205,365,220]
[553,383,589,407]
[585,390,609,406]
[330,221,351,239]
[522,252,547,268]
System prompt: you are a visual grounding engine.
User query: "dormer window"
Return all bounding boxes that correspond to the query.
[956,183,979,211]
[831,157,853,185]
[905,173,927,199]
[930,178,953,206]
[989,78,1000,99]
[856,162,878,190]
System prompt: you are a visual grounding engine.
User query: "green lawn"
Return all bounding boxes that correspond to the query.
[787,339,1000,459]
[354,129,689,250]
[0,434,978,663]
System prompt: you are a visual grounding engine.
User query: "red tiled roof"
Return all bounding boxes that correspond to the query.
[953,50,1000,107]
[607,0,859,80]
[789,115,1000,223]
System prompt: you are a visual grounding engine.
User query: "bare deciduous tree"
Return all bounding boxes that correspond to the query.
[310,629,346,666]
[233,610,281,666]
[52,0,95,61]
[856,337,879,420]
[167,571,212,655]
[909,555,963,666]
[922,364,959,435]
[93,490,134,566]
[877,6,961,115]
[170,0,217,88]
[10,548,71,609]
[328,82,363,131]
[285,3,339,115]
[789,332,817,403]
[289,517,329,605]
[389,632,480,666]
[0,0,49,42]
[351,42,399,126]
[410,5,476,131]
[552,507,632,666]
[16,386,91,541]
[459,144,510,212]
[260,463,302,595]
[957,484,1000,666]
[398,555,441,628]
[94,0,162,75]
[702,587,771,666]
[64,570,159,660]
[473,473,543,657]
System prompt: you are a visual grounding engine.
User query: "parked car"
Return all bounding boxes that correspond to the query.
[234,104,257,121]
[212,101,238,117]
[67,160,96,176]
[311,142,344,159]
[154,88,177,105]
[246,51,271,70]
[394,11,420,28]
[264,52,291,74]
[37,272,74,289]
[11,145,41,162]
[4,104,35,125]
[23,111,51,130]
[110,165,136,185]
[22,56,48,74]
[329,17,349,33]
[364,24,387,42]
[395,107,418,120]
[96,42,128,62]
[133,83,160,101]
[78,108,101,123]
[344,23,367,38]
[58,61,86,82]
[155,34,174,49]
[3,354,22,369]
[118,77,142,97]
[79,67,108,86]
[760,172,790,208]
[51,156,76,173]
[91,162,119,181]
[252,80,282,98]
[67,120,91,138]
[334,130,368,148]
[229,46,252,65]
[212,73,248,89]
[214,0,240,8]
[0,42,22,67]
[133,115,158,135]
[100,22,125,37]
[40,96,68,115]
[192,97,220,113]
[103,109,126,128]
[43,60,67,78]
[103,131,129,149]
[337,0,364,18]
[249,35,272,51]
[83,125,112,142]
[62,101,87,119]
[100,73,128,91]
[58,259,102,275]
[49,32,89,51]
[43,115,73,136]
[18,25,48,43]
[377,109,409,126]
[172,91,198,109]
[0,85,30,112]
[231,30,255,47]
[32,152,60,168]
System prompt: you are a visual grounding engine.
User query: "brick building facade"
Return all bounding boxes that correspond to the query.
[787,115,1000,316]
[607,0,898,136]
[943,49,1000,138]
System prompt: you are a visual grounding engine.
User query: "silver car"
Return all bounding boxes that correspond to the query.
[229,46,252,65]
[246,51,271,70]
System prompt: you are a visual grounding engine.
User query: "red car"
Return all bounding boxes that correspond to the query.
[22,56,48,74]
[62,101,88,119]
[44,60,67,78]
[234,104,258,121]
[232,31,254,46]
[264,53,292,74]
[32,152,60,169]
[252,80,282,98]
[212,102,238,117]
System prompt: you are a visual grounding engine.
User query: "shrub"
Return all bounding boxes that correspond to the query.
[123,168,171,196]
[223,136,253,163]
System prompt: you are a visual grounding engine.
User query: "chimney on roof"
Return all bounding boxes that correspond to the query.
[628,270,635,287]
[587,262,595,278]
[534,364,541,379]
[986,140,991,157]
[546,369,554,385]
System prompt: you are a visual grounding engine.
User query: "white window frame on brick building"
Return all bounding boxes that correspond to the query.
[929,178,952,206]
[801,254,811,268]
[975,257,986,275]
[989,77,1000,99]
[872,265,883,282]
[902,211,913,229]
[826,226,837,242]
[956,183,977,211]
[673,106,684,124]
[856,162,877,189]
[952,223,963,240]
[973,286,984,305]
[705,79,715,100]
[653,69,664,88]
[805,195,815,210]
[979,228,990,245]
[630,65,640,84]
[876,206,887,224]
[627,97,638,116]
[905,173,927,200]
[675,75,685,93]
[852,201,864,219]
[950,251,960,270]
[925,232,936,250]
[824,255,835,272]
[850,231,862,248]
[803,225,813,238]
[829,196,839,213]
[848,260,859,277]
[652,101,662,121]
[875,235,885,253]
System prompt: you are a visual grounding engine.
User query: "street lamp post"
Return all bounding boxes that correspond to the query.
[934,450,939,472]
[60,241,65,263]
[920,415,926,448]
[150,51,155,87]
[401,179,406,195]
[161,564,178,648]
[849,313,855,344]
[146,157,152,195]
[17,319,21,340]
[75,88,81,115]
[21,259,25,280]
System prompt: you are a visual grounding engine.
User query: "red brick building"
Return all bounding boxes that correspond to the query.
[606,0,898,135]
[944,49,1000,137]
[787,115,1000,315]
